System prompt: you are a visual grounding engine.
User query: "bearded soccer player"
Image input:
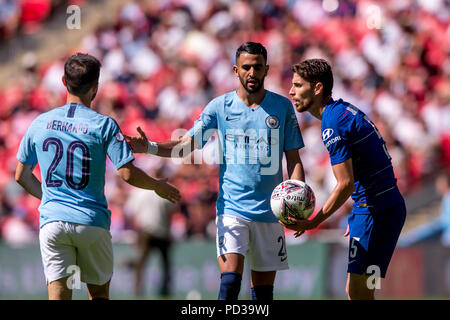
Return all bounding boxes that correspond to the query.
[284,58,406,300]
[125,42,305,300]
[15,53,180,300]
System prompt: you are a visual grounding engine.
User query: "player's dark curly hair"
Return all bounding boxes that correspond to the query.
[291,59,333,97]
[64,53,101,96]
[235,42,268,64]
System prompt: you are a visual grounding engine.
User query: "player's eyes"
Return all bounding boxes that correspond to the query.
[242,65,262,71]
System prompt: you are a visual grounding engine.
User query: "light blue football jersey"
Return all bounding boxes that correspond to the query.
[187,90,304,222]
[16,103,134,230]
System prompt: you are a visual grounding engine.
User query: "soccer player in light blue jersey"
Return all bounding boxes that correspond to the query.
[285,59,406,299]
[15,53,180,300]
[125,42,305,300]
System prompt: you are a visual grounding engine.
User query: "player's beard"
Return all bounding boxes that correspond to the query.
[295,99,313,113]
[294,91,315,113]
[239,75,265,94]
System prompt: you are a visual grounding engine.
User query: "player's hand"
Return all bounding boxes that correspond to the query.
[124,126,149,153]
[155,178,181,203]
[279,216,319,238]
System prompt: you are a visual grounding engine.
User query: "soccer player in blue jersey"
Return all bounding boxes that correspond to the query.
[285,58,407,299]
[15,53,181,300]
[125,42,305,300]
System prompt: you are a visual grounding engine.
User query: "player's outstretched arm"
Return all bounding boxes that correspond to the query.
[124,126,196,158]
[281,158,354,237]
[15,162,42,200]
[118,162,181,203]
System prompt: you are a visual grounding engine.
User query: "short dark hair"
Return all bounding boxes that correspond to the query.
[64,53,101,96]
[291,59,333,97]
[235,42,268,64]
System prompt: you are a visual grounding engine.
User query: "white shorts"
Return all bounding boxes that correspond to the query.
[216,214,289,272]
[39,221,113,285]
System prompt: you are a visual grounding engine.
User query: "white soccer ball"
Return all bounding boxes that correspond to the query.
[270,179,315,224]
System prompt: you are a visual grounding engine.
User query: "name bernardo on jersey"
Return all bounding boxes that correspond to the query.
[46,119,89,134]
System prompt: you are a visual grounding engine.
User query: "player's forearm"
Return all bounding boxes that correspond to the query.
[15,174,42,200]
[285,149,305,181]
[314,182,354,225]
[287,161,305,182]
[152,139,195,158]
[119,164,160,190]
[155,140,186,158]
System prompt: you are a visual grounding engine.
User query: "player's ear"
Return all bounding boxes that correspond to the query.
[62,76,67,87]
[265,64,270,76]
[232,64,239,76]
[90,83,99,101]
[314,82,323,96]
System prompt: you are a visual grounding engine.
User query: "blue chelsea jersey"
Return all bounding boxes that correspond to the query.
[187,90,304,222]
[16,103,135,230]
[321,98,402,210]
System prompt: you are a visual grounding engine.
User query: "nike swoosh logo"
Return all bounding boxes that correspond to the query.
[226,116,240,121]
[348,260,357,264]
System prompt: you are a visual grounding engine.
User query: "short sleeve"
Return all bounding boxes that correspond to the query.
[323,112,352,166]
[284,103,304,151]
[104,118,135,169]
[17,124,38,166]
[187,99,218,149]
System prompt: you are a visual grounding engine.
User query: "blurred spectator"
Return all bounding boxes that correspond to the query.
[124,166,178,298]
[20,0,52,34]
[0,0,20,39]
[1,1,86,40]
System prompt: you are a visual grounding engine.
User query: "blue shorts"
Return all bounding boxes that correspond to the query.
[347,190,406,278]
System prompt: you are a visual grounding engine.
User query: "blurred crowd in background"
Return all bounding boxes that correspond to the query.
[0,0,88,39]
[0,0,448,247]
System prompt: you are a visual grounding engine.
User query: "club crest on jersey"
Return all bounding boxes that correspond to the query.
[322,128,334,141]
[115,132,124,142]
[265,115,280,129]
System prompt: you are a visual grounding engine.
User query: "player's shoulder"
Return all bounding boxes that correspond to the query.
[324,98,345,113]
[95,113,120,132]
[38,104,104,121]
[202,92,231,110]
[70,105,116,127]
[78,105,108,120]
[89,113,123,142]
[221,90,237,105]
[324,98,361,122]
[91,109,114,122]
[70,105,121,133]
[38,104,66,116]
[204,91,243,113]
[30,105,66,125]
